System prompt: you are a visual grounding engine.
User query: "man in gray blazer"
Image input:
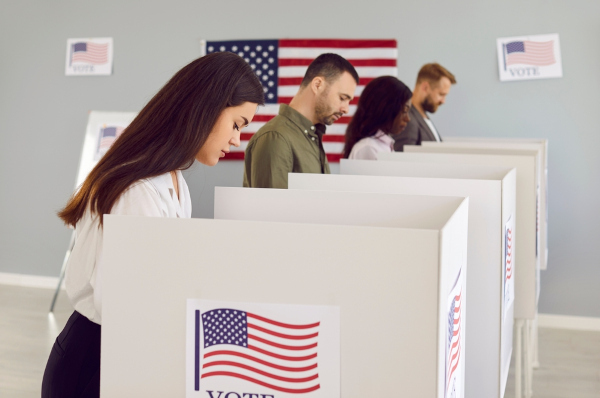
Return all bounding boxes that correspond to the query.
[392,63,456,151]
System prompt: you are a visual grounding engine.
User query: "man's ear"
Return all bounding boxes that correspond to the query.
[311,76,325,95]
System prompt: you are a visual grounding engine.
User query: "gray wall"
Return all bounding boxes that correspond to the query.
[1,0,598,318]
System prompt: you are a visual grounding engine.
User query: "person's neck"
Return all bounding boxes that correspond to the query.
[412,97,427,119]
[289,92,318,125]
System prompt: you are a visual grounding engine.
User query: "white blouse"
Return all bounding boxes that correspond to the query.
[65,170,191,325]
[348,130,395,160]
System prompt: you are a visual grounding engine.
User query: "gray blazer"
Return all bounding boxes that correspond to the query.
[391,105,441,152]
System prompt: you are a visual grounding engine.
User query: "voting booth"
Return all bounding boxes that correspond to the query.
[379,151,540,320]
[324,162,515,398]
[376,151,540,398]
[100,190,468,397]
[215,188,468,397]
[421,139,549,271]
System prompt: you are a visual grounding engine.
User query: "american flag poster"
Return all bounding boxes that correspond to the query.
[503,215,515,320]
[445,269,463,398]
[201,38,398,162]
[75,111,137,188]
[186,299,340,398]
[94,124,126,160]
[496,33,562,81]
[536,183,541,258]
[65,37,113,76]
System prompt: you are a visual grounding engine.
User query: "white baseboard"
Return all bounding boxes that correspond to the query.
[0,272,64,290]
[1,272,599,332]
[538,313,600,332]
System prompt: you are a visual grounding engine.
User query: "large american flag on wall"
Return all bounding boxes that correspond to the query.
[203,39,398,162]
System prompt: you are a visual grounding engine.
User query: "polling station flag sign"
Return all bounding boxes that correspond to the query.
[496,33,562,81]
[76,111,137,188]
[186,300,340,398]
[445,269,463,398]
[201,38,398,162]
[503,215,515,320]
[95,124,126,160]
[65,38,113,76]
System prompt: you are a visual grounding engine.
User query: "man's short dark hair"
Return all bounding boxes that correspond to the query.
[300,53,359,87]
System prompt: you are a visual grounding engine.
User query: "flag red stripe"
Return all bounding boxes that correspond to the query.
[72,55,107,63]
[248,313,320,330]
[248,324,319,340]
[246,115,352,125]
[279,77,376,86]
[278,96,359,105]
[251,115,276,122]
[222,152,245,160]
[204,350,317,372]
[248,345,317,361]
[241,127,349,142]
[202,361,318,383]
[249,333,317,351]
[447,340,461,390]
[279,39,396,48]
[279,59,396,67]
[323,135,346,143]
[201,371,320,394]
[326,153,343,162]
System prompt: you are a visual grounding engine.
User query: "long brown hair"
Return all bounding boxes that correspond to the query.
[59,52,264,226]
[343,76,411,158]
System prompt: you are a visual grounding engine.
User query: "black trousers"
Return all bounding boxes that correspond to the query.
[42,311,101,398]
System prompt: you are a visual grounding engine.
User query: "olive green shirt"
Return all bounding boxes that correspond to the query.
[243,104,330,188]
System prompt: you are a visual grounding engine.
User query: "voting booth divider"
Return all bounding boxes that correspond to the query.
[213,188,468,398]
[100,190,468,397]
[377,150,540,398]
[297,165,515,398]
[379,150,540,319]
[422,139,549,271]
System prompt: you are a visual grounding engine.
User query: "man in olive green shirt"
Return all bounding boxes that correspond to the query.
[243,53,359,188]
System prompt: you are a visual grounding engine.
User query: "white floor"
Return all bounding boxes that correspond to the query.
[1,283,599,397]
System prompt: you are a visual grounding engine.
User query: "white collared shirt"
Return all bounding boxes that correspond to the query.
[65,170,191,325]
[348,130,395,160]
[424,117,441,142]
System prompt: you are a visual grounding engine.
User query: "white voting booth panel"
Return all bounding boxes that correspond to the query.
[378,151,540,321]
[422,140,549,271]
[101,197,468,397]
[212,188,469,398]
[288,169,516,398]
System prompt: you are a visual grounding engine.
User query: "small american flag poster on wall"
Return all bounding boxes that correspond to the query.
[186,299,340,398]
[496,33,562,82]
[65,37,113,76]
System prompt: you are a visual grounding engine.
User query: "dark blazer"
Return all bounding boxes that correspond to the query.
[391,105,441,151]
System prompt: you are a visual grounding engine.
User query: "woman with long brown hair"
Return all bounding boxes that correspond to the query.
[41,52,264,398]
[343,76,412,159]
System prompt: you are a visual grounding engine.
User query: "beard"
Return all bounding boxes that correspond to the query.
[314,93,342,126]
[422,96,439,114]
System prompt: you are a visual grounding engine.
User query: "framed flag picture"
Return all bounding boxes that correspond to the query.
[65,37,113,76]
[496,33,562,82]
[445,269,463,398]
[200,38,398,162]
[503,215,515,321]
[75,111,137,188]
[186,299,340,398]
